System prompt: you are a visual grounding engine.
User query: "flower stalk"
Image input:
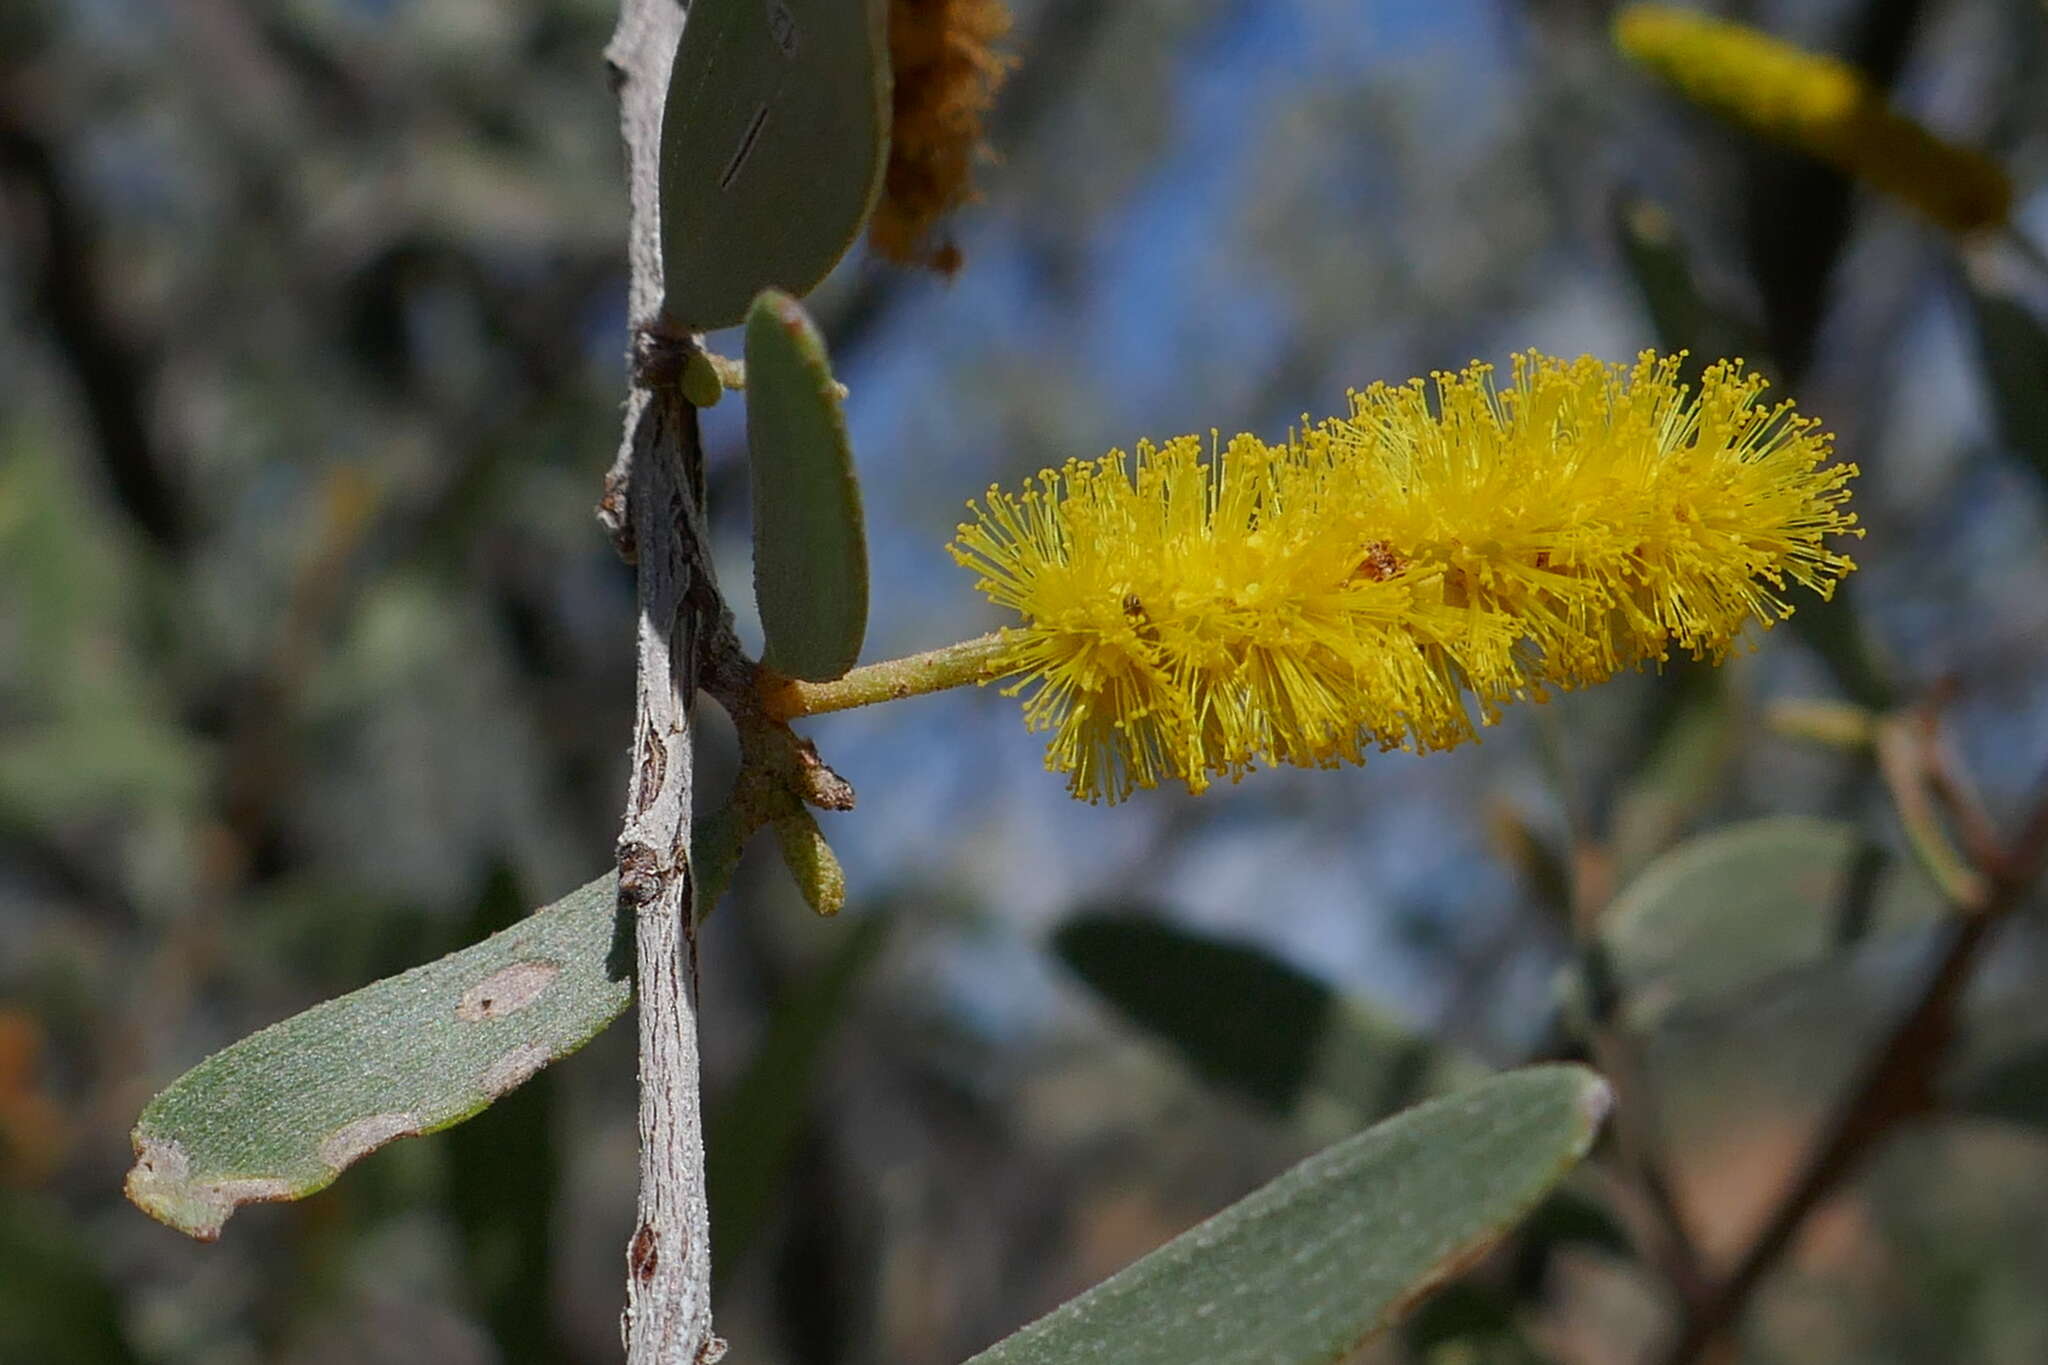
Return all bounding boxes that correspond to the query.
[760,631,1011,720]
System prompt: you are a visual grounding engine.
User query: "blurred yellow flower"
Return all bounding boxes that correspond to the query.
[951,352,1860,803]
[1615,4,2009,234]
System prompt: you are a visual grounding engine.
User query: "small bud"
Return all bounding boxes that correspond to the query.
[1767,699,1877,751]
[773,810,847,917]
[681,350,724,408]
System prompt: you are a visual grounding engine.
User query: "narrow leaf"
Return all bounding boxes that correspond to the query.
[659,0,891,330]
[708,911,890,1280]
[1485,801,1574,928]
[446,866,568,1365]
[1616,202,1905,712]
[1786,592,1897,712]
[1598,817,1941,1029]
[963,1066,1610,1365]
[1401,1283,1552,1365]
[747,289,869,681]
[1960,256,2048,491]
[1613,196,1761,383]
[1609,660,1737,879]
[126,873,627,1241]
[1949,1037,2048,1131]
[1055,914,1483,1119]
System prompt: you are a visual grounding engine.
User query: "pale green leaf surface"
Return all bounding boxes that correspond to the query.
[658,0,889,330]
[126,873,626,1240]
[963,1066,1609,1365]
[747,289,869,681]
[1598,817,1942,1029]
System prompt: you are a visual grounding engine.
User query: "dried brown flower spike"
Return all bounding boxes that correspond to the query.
[872,0,1015,274]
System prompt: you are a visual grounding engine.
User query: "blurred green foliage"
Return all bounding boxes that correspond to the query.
[7,0,2048,1361]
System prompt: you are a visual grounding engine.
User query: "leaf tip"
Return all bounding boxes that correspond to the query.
[124,1134,294,1242]
[748,287,825,353]
[1574,1069,1616,1138]
[681,350,726,408]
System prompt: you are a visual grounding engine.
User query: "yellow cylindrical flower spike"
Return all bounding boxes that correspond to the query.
[871,0,1015,274]
[1615,4,2010,235]
[951,352,1860,804]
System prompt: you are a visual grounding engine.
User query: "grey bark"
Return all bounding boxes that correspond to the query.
[602,1,721,1361]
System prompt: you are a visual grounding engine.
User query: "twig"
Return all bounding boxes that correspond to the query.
[1531,707,1712,1310]
[603,2,723,1361]
[759,631,1010,719]
[1649,748,2048,1365]
[1912,704,2006,885]
[1579,899,1711,1316]
[1874,714,1990,909]
[1586,1026,1712,1312]
[1999,222,2048,287]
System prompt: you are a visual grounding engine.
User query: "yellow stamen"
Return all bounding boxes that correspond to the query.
[951,352,1860,803]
